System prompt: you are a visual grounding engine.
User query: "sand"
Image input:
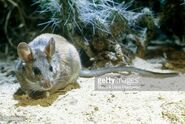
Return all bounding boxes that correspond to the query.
[0,59,185,124]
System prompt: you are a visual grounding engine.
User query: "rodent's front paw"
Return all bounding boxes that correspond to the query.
[29,91,50,99]
[14,88,26,96]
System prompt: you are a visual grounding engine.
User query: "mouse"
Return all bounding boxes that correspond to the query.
[16,33,81,97]
[15,33,178,98]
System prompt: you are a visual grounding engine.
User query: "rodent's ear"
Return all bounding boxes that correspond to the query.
[45,37,55,58]
[17,42,33,62]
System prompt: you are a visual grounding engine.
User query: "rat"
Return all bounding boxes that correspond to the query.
[15,33,177,97]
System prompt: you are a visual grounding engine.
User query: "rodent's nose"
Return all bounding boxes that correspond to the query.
[42,80,52,89]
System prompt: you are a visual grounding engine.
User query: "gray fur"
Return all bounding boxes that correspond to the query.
[16,33,178,97]
[16,33,81,95]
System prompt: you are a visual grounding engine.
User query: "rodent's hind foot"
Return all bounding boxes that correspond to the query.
[64,82,80,91]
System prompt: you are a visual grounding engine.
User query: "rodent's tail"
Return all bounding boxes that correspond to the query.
[80,66,178,78]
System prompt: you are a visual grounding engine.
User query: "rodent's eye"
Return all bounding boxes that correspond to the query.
[49,65,53,72]
[33,67,41,75]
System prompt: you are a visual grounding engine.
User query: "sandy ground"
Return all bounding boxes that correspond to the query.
[0,59,185,124]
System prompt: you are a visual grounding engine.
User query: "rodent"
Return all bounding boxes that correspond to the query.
[15,33,177,97]
[16,33,81,96]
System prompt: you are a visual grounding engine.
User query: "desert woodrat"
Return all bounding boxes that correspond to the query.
[15,33,178,97]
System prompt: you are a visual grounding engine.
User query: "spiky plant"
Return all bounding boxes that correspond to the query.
[36,0,156,67]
